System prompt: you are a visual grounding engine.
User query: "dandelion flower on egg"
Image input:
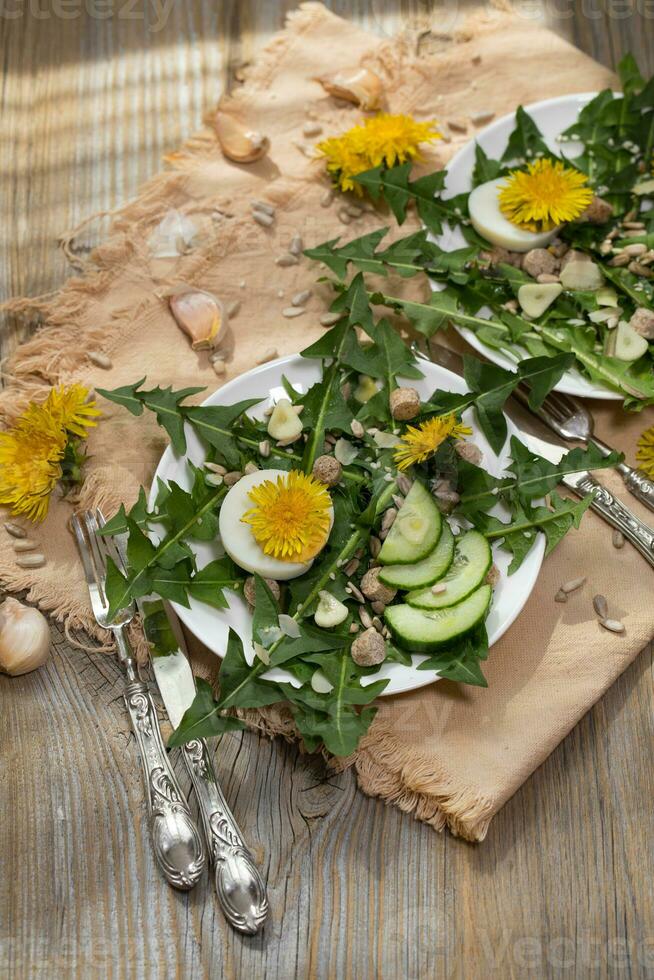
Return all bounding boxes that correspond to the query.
[241,470,333,562]
[498,158,593,232]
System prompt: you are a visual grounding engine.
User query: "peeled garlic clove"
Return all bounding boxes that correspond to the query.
[318,67,383,110]
[169,290,224,350]
[214,111,270,163]
[0,597,51,676]
[517,282,563,318]
[267,398,303,443]
[314,590,348,628]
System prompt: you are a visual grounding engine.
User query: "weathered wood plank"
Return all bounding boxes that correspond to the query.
[1,4,654,979]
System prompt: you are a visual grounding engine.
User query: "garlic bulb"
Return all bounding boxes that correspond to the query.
[318,67,383,110]
[214,112,270,163]
[169,290,225,351]
[0,597,51,676]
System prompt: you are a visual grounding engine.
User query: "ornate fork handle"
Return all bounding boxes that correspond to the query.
[123,676,206,890]
[182,739,269,934]
[591,436,654,516]
[568,473,654,568]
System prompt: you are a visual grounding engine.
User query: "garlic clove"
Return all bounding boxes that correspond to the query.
[267,398,303,443]
[214,111,270,163]
[317,67,383,110]
[0,597,51,676]
[169,290,225,351]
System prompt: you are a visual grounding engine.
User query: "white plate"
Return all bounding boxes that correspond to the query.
[149,355,545,696]
[436,92,622,401]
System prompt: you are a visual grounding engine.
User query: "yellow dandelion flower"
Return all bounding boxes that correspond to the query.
[42,383,101,438]
[636,425,654,478]
[242,470,333,562]
[393,415,472,472]
[316,113,440,195]
[0,406,67,522]
[498,158,593,232]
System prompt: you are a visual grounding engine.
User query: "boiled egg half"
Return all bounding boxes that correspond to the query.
[468,177,559,253]
[218,468,334,581]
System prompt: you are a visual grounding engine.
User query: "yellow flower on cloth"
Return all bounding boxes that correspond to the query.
[242,470,333,562]
[498,158,593,232]
[0,384,100,522]
[636,425,654,478]
[316,113,441,194]
[394,415,472,472]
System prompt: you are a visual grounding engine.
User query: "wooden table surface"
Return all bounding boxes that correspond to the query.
[2,3,654,978]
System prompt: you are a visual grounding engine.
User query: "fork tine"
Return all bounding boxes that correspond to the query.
[71,513,98,589]
[82,510,109,607]
[97,509,129,576]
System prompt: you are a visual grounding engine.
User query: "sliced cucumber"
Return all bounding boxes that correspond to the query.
[378,481,441,566]
[385,585,492,653]
[406,530,492,610]
[379,522,454,591]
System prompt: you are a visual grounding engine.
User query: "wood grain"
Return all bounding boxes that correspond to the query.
[2,4,654,978]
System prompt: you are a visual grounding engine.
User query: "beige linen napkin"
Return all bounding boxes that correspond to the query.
[2,2,652,840]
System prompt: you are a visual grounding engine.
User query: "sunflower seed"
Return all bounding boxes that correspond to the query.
[431,583,447,595]
[447,118,468,133]
[593,594,609,619]
[252,210,274,227]
[623,220,646,229]
[359,607,373,629]
[608,253,630,267]
[349,622,360,633]
[381,508,397,532]
[343,558,360,577]
[600,618,625,634]
[612,529,625,549]
[212,359,227,376]
[244,462,259,475]
[372,616,383,632]
[369,536,381,558]
[396,474,413,495]
[289,234,304,256]
[320,312,341,327]
[205,473,224,486]
[350,420,364,438]
[624,243,647,256]
[205,461,227,475]
[630,261,654,278]
[347,582,365,603]
[223,471,243,486]
[15,555,46,568]
[258,439,271,458]
[4,522,26,539]
[282,307,305,318]
[88,351,113,369]
[561,576,586,594]
[251,199,275,216]
[471,110,494,126]
[392,494,405,511]
[13,539,38,552]
[227,300,241,317]
[276,253,300,267]
[303,121,323,138]
[320,188,334,207]
[292,289,312,306]
[337,209,352,225]
[346,204,363,217]
[554,589,568,603]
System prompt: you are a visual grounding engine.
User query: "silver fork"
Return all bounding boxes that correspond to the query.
[512,385,654,515]
[71,510,206,890]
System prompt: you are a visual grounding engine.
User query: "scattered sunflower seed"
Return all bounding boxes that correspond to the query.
[612,529,625,549]
[593,594,609,619]
[282,307,305,318]
[13,540,38,553]
[624,243,647,256]
[289,234,304,256]
[16,555,46,568]
[252,210,274,227]
[359,607,373,629]
[600,618,625,634]
[396,474,413,495]
[471,110,494,126]
[447,118,468,133]
[349,622,360,633]
[623,220,646,229]
[292,289,312,306]
[392,494,405,511]
[244,462,259,475]
[337,209,352,225]
[561,576,586,594]
[554,589,568,603]
[320,311,341,327]
[431,583,447,595]
[223,471,243,486]
[608,253,630,267]
[256,347,278,364]
[347,582,365,603]
[371,600,386,615]
[276,253,300,267]
[346,204,363,218]
[302,121,323,138]
[343,558,360,577]
[212,359,227,376]
[251,200,275,216]
[320,188,334,207]
[227,300,241,317]
[4,522,26,539]
[205,461,227,474]
[372,616,383,632]
[350,420,364,438]
[205,473,224,486]
[381,508,397,532]
[88,351,112,369]
[369,536,381,558]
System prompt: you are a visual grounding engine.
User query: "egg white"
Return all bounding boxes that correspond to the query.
[218,468,334,581]
[468,177,559,253]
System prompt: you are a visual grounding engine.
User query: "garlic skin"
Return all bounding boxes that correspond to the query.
[318,67,383,110]
[0,598,51,676]
[214,112,270,163]
[169,290,225,351]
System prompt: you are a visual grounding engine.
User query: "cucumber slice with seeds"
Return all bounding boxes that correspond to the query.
[377,481,441,566]
[385,585,492,653]
[406,530,491,610]
[379,522,455,591]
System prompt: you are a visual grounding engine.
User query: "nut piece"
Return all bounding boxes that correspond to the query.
[389,386,421,421]
[214,111,269,163]
[360,567,396,605]
[318,67,383,110]
[577,195,613,224]
[522,248,558,279]
[243,576,281,607]
[312,454,342,486]
[485,563,500,587]
[629,308,654,339]
[351,627,386,667]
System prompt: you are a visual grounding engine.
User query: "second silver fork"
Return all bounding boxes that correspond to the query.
[512,385,654,515]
